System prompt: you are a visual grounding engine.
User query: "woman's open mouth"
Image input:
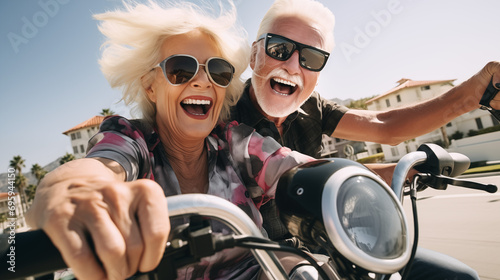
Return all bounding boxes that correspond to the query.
[181,97,213,119]
[270,77,298,96]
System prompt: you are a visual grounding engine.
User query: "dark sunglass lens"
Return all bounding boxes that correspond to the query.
[208,58,234,87]
[267,36,294,60]
[164,56,197,84]
[300,48,327,71]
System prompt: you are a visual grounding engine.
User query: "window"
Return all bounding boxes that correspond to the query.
[421,85,430,91]
[80,145,85,153]
[446,122,452,127]
[396,95,401,102]
[76,131,81,139]
[475,118,484,130]
[385,99,391,107]
[73,146,78,154]
[492,115,500,126]
[391,147,399,157]
[71,133,76,140]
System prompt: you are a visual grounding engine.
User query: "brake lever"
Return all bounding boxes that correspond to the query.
[437,175,498,193]
[416,173,497,193]
[479,77,500,122]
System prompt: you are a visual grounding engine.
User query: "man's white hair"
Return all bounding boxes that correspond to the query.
[94,0,250,125]
[256,0,335,52]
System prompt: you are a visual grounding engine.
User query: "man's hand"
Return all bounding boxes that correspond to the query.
[26,159,170,280]
[469,61,500,110]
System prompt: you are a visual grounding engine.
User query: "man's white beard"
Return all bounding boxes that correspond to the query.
[251,69,305,118]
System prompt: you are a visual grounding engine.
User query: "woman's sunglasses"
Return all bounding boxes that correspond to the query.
[155,54,235,88]
[258,33,330,72]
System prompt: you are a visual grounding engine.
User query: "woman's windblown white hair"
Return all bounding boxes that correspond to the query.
[94,0,249,125]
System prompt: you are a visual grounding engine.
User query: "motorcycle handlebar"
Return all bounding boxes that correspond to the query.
[391,144,497,201]
[0,229,65,279]
[391,151,428,201]
[0,194,288,280]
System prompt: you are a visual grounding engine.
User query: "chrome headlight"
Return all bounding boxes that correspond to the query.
[276,159,410,274]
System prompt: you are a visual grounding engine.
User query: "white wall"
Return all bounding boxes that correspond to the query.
[69,125,99,158]
[447,131,500,162]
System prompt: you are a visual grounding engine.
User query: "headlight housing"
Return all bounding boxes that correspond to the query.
[276,159,410,274]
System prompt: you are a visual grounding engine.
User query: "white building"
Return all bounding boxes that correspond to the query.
[321,134,338,157]
[321,135,369,160]
[0,193,26,232]
[363,78,498,162]
[63,116,106,159]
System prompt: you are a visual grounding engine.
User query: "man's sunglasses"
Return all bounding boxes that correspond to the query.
[258,33,330,72]
[155,54,235,88]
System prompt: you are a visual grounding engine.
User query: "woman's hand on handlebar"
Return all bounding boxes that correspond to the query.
[25,158,170,280]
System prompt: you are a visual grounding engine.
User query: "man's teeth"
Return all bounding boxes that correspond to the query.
[182,99,211,105]
[273,78,296,87]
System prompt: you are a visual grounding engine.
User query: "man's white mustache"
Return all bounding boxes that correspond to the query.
[266,68,304,90]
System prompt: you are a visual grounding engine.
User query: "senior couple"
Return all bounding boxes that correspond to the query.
[27,0,499,279]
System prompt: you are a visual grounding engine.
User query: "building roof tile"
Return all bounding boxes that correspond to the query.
[62,115,106,135]
[366,78,456,104]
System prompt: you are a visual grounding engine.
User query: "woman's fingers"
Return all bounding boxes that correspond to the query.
[133,179,170,272]
[101,183,144,278]
[81,180,169,278]
[44,211,107,280]
[86,179,170,277]
[39,179,168,279]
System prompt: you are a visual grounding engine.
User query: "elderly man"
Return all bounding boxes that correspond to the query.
[231,0,499,279]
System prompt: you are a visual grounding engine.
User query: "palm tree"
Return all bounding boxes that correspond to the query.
[31,164,47,185]
[59,153,76,165]
[9,155,28,213]
[26,184,37,203]
[9,155,25,174]
[28,164,47,204]
[100,108,116,116]
[15,174,28,212]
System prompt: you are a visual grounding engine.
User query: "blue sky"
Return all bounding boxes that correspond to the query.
[1,0,499,171]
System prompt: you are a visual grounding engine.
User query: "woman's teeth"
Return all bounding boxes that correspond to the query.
[181,98,211,116]
[182,99,211,105]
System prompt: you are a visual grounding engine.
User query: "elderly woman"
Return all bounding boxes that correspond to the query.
[26,1,314,279]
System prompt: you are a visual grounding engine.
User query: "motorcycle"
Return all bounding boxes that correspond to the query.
[0,143,497,280]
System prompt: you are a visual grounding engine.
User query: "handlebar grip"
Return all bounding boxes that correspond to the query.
[0,230,67,279]
[448,152,470,177]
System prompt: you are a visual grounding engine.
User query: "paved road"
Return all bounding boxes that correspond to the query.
[402,173,500,280]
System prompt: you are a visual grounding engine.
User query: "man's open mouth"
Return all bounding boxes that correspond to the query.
[270,77,298,96]
[181,98,212,116]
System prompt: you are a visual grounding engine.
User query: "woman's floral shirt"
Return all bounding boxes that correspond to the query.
[86,116,313,280]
